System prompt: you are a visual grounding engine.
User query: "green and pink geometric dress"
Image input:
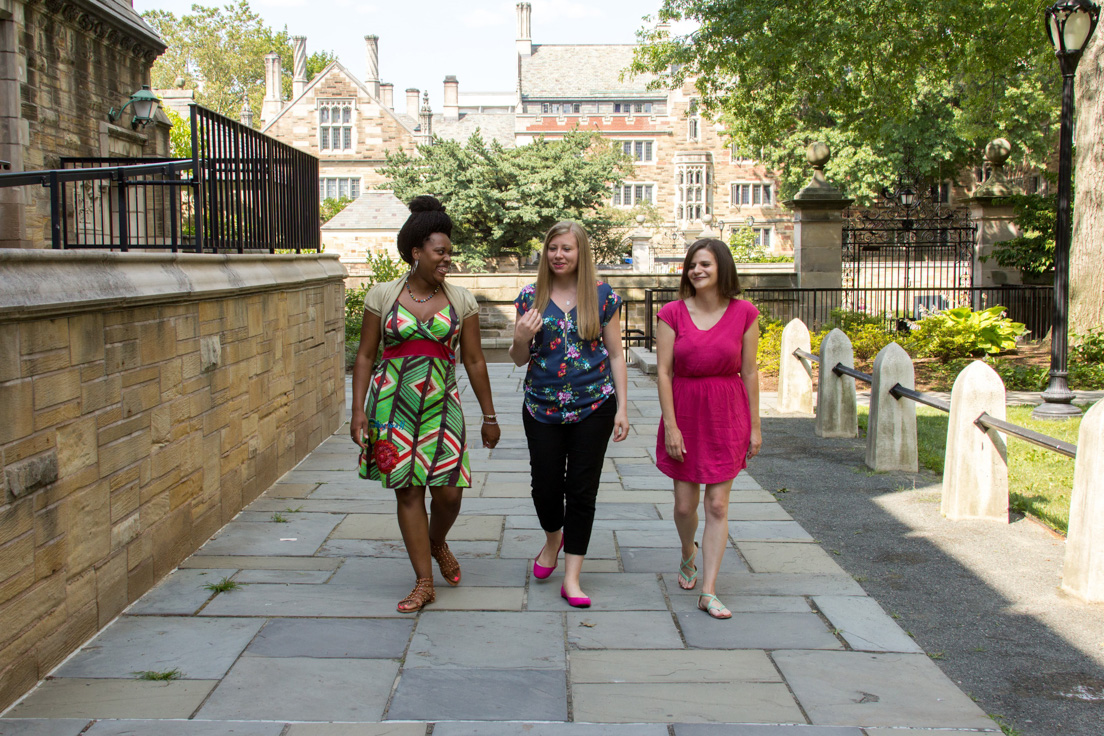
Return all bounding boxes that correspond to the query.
[363,301,471,488]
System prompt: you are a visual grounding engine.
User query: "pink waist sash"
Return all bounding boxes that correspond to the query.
[382,339,455,363]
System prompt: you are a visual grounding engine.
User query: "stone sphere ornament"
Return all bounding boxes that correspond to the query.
[807,142,831,169]
[985,138,1012,166]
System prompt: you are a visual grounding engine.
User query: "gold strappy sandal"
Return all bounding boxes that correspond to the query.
[431,541,461,586]
[397,577,436,613]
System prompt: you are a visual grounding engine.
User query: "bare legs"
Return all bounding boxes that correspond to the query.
[673,479,734,616]
[534,529,586,598]
[395,485,463,581]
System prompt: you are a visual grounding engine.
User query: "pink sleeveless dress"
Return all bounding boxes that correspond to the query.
[655,298,760,484]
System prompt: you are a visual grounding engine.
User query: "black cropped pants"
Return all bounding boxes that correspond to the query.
[522,399,616,556]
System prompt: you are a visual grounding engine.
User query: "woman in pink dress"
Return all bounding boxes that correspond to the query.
[656,238,762,619]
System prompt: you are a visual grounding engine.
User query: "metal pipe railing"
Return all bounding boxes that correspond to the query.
[790,347,1077,457]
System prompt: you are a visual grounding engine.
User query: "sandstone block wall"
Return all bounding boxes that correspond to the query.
[0,251,346,710]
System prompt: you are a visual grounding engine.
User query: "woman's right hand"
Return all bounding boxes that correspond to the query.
[664,424,686,462]
[513,307,542,346]
[351,409,369,448]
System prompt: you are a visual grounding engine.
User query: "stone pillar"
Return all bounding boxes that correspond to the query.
[629,217,653,273]
[364,35,380,99]
[380,83,394,110]
[1062,399,1104,601]
[516,2,533,58]
[0,15,27,248]
[240,98,254,128]
[815,328,858,438]
[942,361,1008,522]
[406,88,420,119]
[443,76,459,121]
[966,138,1023,288]
[785,143,853,291]
[261,53,283,126]
[865,342,917,472]
[778,319,813,414]
[292,36,307,99]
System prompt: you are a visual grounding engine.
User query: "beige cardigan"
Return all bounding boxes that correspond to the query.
[363,275,480,343]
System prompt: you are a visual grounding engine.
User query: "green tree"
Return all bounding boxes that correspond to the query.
[380,130,633,269]
[630,0,1058,203]
[320,196,353,224]
[165,108,192,160]
[144,1,335,127]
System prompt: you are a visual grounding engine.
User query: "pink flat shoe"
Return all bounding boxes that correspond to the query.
[560,585,591,608]
[532,536,565,580]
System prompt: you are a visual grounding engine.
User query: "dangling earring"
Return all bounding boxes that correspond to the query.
[412,259,419,271]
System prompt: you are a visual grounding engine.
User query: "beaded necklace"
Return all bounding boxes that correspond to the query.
[405,277,441,304]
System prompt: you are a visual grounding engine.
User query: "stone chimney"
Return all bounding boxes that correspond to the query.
[261,52,282,125]
[406,88,420,118]
[292,36,307,99]
[419,90,432,142]
[516,3,532,58]
[364,35,380,98]
[380,82,394,110]
[443,76,459,121]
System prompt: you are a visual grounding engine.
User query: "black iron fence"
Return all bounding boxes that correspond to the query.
[631,285,1055,351]
[0,104,320,253]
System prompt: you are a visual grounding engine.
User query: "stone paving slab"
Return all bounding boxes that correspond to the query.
[662,573,867,598]
[568,650,781,684]
[673,726,865,735]
[245,618,414,658]
[6,680,217,719]
[527,573,667,611]
[178,555,341,570]
[232,569,333,584]
[571,682,804,723]
[406,612,563,669]
[55,617,264,679]
[621,546,750,574]
[198,584,406,618]
[737,542,848,575]
[195,516,342,557]
[566,612,683,649]
[83,721,285,736]
[677,612,843,651]
[812,596,925,654]
[0,719,91,735]
[125,568,236,615]
[772,651,995,729]
[387,669,567,722]
[432,724,667,736]
[285,725,428,736]
[196,657,399,721]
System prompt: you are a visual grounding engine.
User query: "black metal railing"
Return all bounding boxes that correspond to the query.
[635,285,1055,350]
[0,104,320,253]
[793,347,1077,458]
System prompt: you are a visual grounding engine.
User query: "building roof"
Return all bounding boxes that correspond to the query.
[520,45,658,99]
[323,191,408,230]
[90,0,167,53]
[434,113,516,148]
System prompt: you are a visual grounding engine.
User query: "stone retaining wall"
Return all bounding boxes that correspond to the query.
[0,251,347,709]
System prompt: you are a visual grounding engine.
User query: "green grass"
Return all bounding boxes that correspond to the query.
[858,404,1080,534]
[203,577,242,594]
[271,512,289,523]
[134,668,182,681]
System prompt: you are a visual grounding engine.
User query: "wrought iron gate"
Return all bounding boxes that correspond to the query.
[842,185,975,317]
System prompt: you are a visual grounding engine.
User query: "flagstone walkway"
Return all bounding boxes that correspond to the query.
[1,365,998,735]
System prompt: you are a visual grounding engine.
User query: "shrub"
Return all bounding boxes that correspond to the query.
[907,306,1025,363]
[824,309,884,333]
[849,323,896,361]
[345,253,406,369]
[1072,328,1104,364]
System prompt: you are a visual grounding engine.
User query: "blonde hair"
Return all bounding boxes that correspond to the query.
[535,221,601,340]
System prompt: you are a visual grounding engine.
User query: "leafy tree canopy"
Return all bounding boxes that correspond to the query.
[380,130,634,269]
[630,0,1060,202]
[144,1,335,126]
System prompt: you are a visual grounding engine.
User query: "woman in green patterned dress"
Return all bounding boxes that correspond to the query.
[350,196,500,613]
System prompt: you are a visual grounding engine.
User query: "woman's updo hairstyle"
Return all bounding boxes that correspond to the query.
[396,195,453,264]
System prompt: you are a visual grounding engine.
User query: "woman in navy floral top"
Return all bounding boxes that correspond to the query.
[510,221,629,608]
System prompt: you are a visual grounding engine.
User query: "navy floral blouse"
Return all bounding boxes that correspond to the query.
[515,281,623,424]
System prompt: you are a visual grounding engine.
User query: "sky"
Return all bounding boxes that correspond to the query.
[134,0,688,109]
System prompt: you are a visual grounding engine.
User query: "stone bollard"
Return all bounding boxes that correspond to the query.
[941,361,1008,522]
[779,318,813,414]
[814,328,857,438]
[865,342,918,472]
[1061,400,1104,602]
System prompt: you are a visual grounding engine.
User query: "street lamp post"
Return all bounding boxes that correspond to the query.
[1034,0,1100,419]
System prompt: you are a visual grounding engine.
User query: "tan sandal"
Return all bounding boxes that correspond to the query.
[431,540,461,586]
[397,577,435,613]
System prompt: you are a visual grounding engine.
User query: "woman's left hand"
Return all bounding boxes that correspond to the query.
[747,427,762,459]
[481,419,501,449]
[613,409,630,442]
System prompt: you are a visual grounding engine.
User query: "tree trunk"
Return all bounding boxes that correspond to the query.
[1069,30,1104,334]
